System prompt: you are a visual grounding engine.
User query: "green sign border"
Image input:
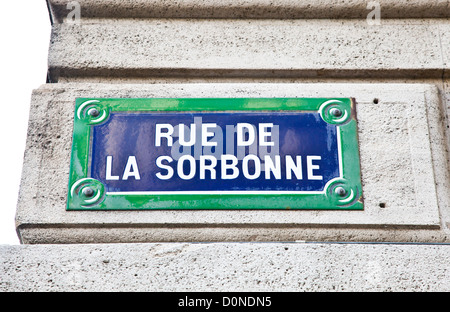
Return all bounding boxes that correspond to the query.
[67,98,364,211]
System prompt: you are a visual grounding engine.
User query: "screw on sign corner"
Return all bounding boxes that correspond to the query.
[82,187,94,197]
[335,186,347,197]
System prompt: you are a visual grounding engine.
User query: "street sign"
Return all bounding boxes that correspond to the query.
[67,98,363,210]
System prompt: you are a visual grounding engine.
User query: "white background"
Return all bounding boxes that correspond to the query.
[0,1,51,244]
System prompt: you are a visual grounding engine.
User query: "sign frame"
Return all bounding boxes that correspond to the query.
[67,98,363,210]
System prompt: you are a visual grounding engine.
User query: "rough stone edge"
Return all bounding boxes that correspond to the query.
[47,0,450,23]
[49,68,447,84]
[424,85,450,233]
[15,226,450,245]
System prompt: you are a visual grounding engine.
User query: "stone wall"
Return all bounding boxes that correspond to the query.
[2,0,449,291]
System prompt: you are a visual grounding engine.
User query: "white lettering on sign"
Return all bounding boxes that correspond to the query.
[178,155,196,180]
[155,124,174,147]
[237,123,255,147]
[242,154,260,180]
[179,124,196,146]
[155,156,173,180]
[106,155,141,181]
[154,154,322,181]
[152,118,323,181]
[154,117,323,180]
[259,123,274,146]
[200,155,217,180]
[202,123,218,147]
[122,156,141,180]
[307,155,323,180]
[221,154,240,179]
[106,156,120,180]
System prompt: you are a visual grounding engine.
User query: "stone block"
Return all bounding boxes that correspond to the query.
[47,0,450,21]
[1,242,449,291]
[15,83,450,244]
[47,19,449,81]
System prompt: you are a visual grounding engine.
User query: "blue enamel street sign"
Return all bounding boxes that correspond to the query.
[67,98,364,210]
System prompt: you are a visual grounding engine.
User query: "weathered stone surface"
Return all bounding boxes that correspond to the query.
[15,83,450,244]
[48,19,449,82]
[47,0,450,22]
[1,242,449,291]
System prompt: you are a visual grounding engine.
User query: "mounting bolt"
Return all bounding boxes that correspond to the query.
[83,187,94,197]
[88,108,100,117]
[330,107,342,117]
[335,186,347,197]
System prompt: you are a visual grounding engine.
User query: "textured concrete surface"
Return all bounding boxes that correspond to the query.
[442,24,450,73]
[48,19,449,82]
[1,242,449,291]
[15,83,450,244]
[47,0,450,21]
[445,79,450,126]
